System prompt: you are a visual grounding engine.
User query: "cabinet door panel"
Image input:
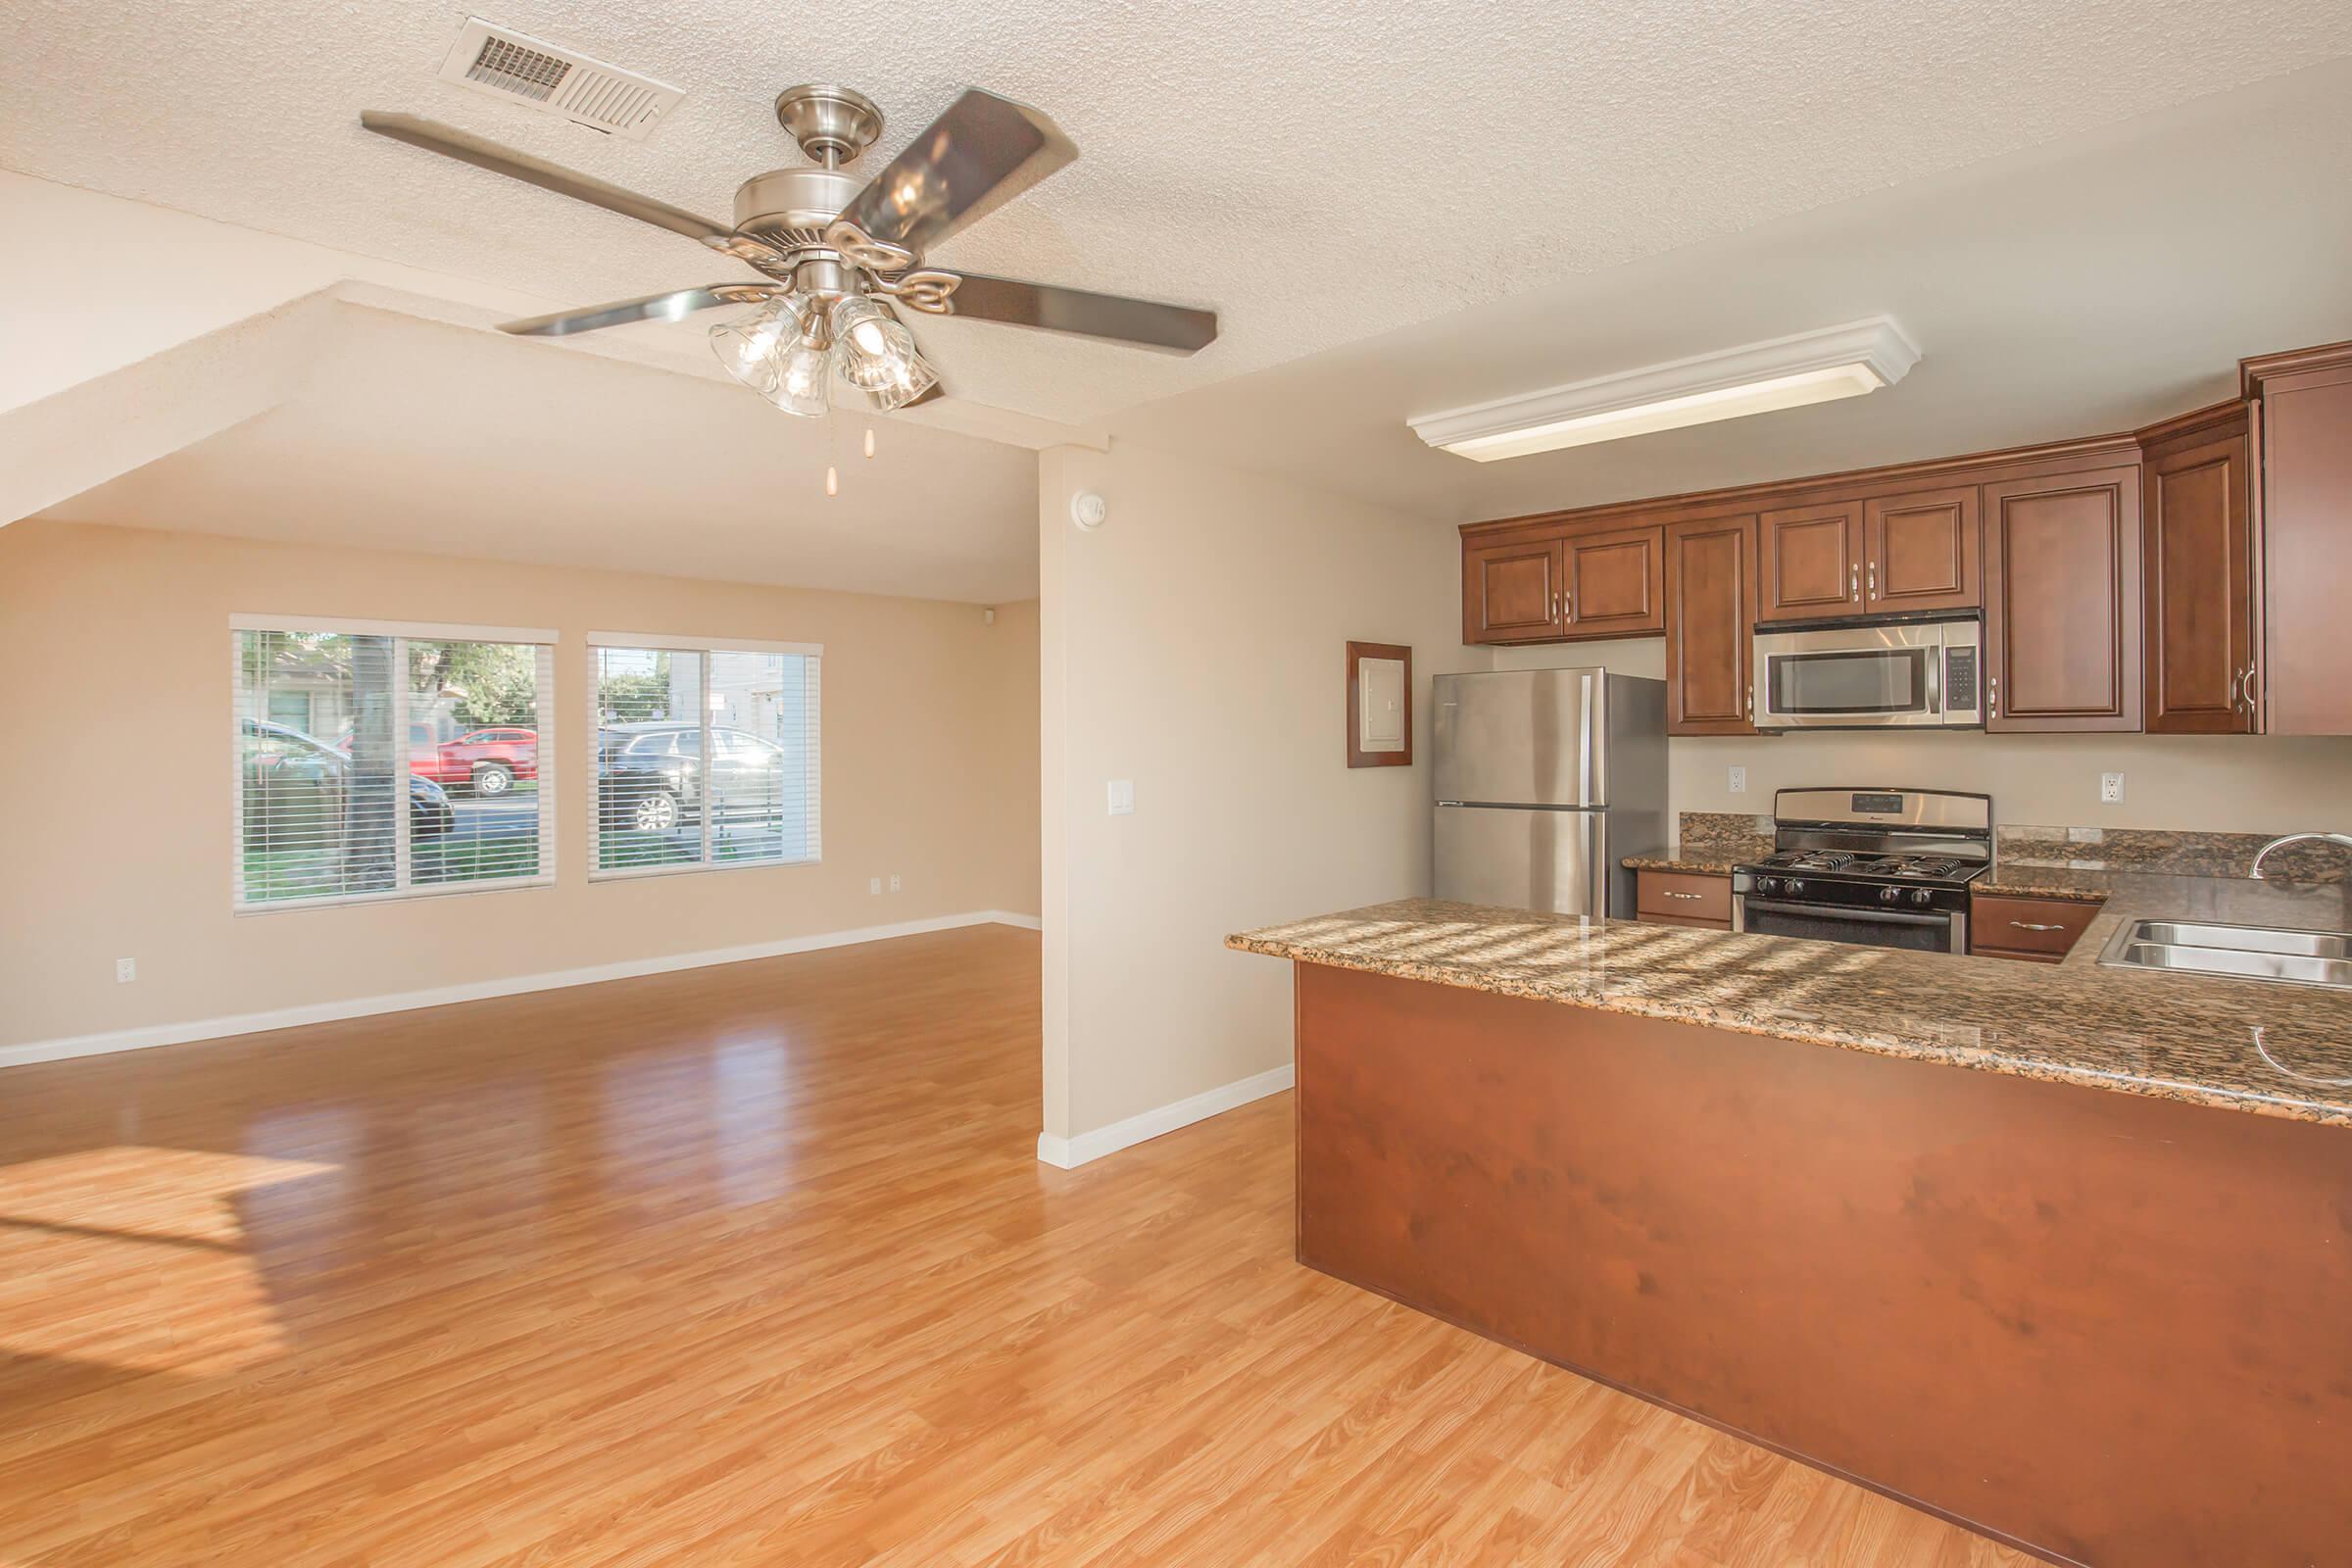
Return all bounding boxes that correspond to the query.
[2143,433,2254,734]
[1464,540,1561,644]
[2260,367,2352,734]
[1758,502,1863,621]
[1664,516,1757,735]
[1562,525,1664,637]
[1866,487,1980,613]
[1984,466,2143,732]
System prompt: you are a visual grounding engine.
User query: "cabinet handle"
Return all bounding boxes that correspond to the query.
[1563,589,1574,624]
[2228,667,2244,709]
[1849,563,1859,601]
[1987,674,1999,719]
[1746,682,1755,721]
[1663,891,1704,901]
[2242,660,2258,723]
[2009,920,2067,932]
[1867,560,1877,599]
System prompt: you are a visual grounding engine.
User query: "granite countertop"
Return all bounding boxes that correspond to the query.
[1975,863,2124,902]
[1229,879,2352,1127]
[1619,838,1769,876]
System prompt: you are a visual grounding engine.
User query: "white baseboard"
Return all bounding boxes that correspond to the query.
[0,910,1044,1071]
[1036,1062,1296,1170]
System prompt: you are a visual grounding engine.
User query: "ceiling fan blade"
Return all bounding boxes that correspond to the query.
[361,111,775,263]
[499,284,780,338]
[829,88,1075,261]
[939,273,1216,354]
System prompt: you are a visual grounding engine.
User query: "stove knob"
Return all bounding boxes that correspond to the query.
[1910,888,1934,907]
[1879,886,1902,905]
[1753,876,1778,896]
[1786,878,1805,896]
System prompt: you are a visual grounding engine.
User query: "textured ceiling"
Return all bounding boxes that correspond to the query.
[4,0,2349,427]
[39,310,1043,604]
[1112,56,2352,521]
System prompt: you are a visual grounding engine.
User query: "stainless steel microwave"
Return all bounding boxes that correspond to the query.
[1753,617,1983,730]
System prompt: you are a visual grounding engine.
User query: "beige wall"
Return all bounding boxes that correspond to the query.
[1491,639,2352,834]
[1038,442,1472,1144]
[0,520,1040,1051]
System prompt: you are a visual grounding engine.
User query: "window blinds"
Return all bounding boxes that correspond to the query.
[232,618,558,909]
[586,634,822,879]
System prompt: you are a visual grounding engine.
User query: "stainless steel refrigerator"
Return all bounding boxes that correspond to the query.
[1432,669,1667,919]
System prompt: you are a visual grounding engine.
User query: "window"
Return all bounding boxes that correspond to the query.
[587,633,821,878]
[233,617,558,909]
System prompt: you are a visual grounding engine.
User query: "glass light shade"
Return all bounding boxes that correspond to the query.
[830,295,939,411]
[707,294,803,398]
[769,334,835,418]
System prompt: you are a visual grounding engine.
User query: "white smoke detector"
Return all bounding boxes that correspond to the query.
[435,18,684,140]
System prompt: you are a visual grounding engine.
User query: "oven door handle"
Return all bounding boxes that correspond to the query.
[1740,898,1952,928]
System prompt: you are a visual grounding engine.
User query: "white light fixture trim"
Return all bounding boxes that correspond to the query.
[1409,317,1922,463]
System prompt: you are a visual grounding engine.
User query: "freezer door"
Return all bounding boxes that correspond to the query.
[1433,668,1606,808]
[1433,805,1606,918]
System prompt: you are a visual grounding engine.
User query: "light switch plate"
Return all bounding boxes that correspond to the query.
[1106,779,1136,816]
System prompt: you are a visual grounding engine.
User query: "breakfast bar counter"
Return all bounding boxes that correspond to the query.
[1228,895,2352,1566]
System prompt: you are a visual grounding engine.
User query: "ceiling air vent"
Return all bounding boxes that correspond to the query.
[434,18,684,140]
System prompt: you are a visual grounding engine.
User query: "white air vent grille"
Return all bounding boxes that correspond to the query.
[435,18,684,140]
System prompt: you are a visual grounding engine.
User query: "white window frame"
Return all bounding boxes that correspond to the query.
[586,631,824,883]
[230,614,561,913]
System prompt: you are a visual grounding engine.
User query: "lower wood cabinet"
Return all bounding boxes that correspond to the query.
[1636,869,1732,930]
[1984,465,2143,732]
[1663,515,1757,735]
[1969,894,2100,961]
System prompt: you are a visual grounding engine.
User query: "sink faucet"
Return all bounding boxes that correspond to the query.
[2249,832,2352,880]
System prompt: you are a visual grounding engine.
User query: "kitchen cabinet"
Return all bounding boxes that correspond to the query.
[1636,869,1732,929]
[1463,522,1664,645]
[1757,500,1863,621]
[1662,515,1757,735]
[2244,343,2352,734]
[1559,523,1665,638]
[1970,893,2100,961]
[1862,487,1980,614]
[1462,537,1562,644]
[2139,407,2257,734]
[1983,465,2143,732]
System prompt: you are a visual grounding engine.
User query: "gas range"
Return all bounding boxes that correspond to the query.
[1731,789,1992,952]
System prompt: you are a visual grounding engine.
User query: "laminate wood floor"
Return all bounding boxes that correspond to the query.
[0,926,2034,1565]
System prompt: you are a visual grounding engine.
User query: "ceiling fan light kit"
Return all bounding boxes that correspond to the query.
[1410,317,1922,462]
[360,80,1218,429]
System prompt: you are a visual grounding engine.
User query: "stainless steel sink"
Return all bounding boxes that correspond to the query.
[2097,918,2352,989]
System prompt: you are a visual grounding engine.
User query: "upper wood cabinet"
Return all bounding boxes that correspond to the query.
[1864,487,1981,614]
[2245,343,2352,735]
[1757,501,1863,621]
[2140,409,2257,734]
[1462,522,1664,644]
[1663,515,1757,735]
[1984,465,2143,732]
[1560,523,1665,638]
[1463,537,1563,644]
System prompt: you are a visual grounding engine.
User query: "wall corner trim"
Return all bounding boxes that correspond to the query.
[1036,1061,1296,1169]
[1,911,1045,1071]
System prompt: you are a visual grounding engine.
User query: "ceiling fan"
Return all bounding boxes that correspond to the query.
[360,83,1218,415]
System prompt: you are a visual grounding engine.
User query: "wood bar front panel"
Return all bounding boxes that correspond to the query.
[1293,962,2352,1568]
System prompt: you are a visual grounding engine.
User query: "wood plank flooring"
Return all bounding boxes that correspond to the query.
[0,926,2034,1565]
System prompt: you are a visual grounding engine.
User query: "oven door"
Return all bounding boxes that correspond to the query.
[1739,896,1961,954]
[1755,621,1967,729]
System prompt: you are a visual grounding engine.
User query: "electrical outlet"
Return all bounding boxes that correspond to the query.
[1106,779,1136,816]
[868,876,882,895]
[1728,765,1747,795]
[889,873,902,893]
[115,957,136,983]
[2100,772,2125,806]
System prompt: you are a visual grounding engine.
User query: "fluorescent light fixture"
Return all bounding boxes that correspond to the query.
[1410,317,1921,463]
